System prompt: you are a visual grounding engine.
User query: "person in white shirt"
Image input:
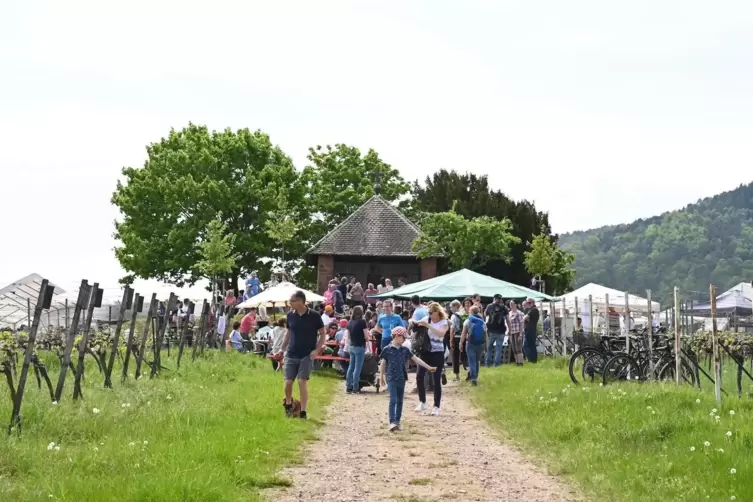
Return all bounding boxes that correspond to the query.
[321,305,334,326]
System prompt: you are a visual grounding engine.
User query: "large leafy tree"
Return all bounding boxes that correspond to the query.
[409,169,555,285]
[197,218,240,301]
[112,124,304,288]
[302,144,411,243]
[412,207,521,271]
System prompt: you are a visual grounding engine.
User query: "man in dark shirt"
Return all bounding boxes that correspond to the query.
[523,297,540,363]
[275,290,326,419]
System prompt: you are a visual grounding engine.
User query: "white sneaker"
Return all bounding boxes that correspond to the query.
[388,423,398,432]
[431,407,440,416]
[414,402,426,412]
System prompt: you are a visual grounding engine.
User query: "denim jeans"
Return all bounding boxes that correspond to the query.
[466,342,484,382]
[346,346,366,390]
[523,328,538,363]
[485,332,505,367]
[388,379,406,424]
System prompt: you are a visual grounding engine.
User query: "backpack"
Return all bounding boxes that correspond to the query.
[411,325,431,355]
[487,303,507,332]
[467,315,486,345]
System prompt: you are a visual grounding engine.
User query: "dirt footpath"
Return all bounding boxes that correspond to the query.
[265,375,581,502]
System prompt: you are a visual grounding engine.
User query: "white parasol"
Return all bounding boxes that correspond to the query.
[236,282,324,309]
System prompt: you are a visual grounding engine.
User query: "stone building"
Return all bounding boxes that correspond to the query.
[306,194,438,293]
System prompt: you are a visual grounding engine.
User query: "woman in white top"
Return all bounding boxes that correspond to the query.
[414,302,449,416]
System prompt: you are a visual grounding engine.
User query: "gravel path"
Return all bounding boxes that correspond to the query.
[265,375,581,502]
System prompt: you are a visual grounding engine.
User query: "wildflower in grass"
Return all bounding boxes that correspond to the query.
[54,446,60,451]
[731,496,736,500]
[729,468,736,475]
[726,431,733,438]
[696,399,701,404]
[704,441,711,447]
[540,397,544,401]
[647,406,652,410]
[143,440,148,445]
[729,410,735,416]
[93,447,99,452]
[92,408,100,415]
[651,410,656,415]
[715,416,721,422]
[129,442,135,447]
[552,397,558,402]
[690,446,696,452]
[47,442,56,451]
[712,408,718,413]
[717,448,724,453]
[166,395,172,400]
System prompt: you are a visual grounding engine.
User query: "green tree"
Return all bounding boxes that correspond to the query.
[524,229,576,295]
[412,207,521,271]
[265,189,303,277]
[302,144,411,243]
[408,169,553,286]
[197,218,240,301]
[112,123,303,288]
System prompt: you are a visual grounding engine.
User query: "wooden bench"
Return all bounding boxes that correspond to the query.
[312,355,349,362]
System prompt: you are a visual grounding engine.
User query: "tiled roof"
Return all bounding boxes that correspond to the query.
[307,196,421,257]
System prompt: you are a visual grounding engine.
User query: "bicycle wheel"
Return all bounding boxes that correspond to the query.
[568,348,604,385]
[658,359,697,387]
[602,354,643,385]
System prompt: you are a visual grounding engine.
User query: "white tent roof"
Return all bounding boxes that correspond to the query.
[237,282,324,308]
[559,283,660,312]
[0,273,65,328]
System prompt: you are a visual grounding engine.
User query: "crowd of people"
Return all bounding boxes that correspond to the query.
[275,275,546,431]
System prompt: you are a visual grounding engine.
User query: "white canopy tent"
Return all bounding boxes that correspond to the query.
[0,273,65,328]
[559,283,660,313]
[237,282,324,309]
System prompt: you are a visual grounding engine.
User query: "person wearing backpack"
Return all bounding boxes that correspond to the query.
[460,305,487,386]
[484,294,511,367]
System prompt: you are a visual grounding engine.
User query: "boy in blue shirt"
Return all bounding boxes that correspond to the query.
[379,326,435,432]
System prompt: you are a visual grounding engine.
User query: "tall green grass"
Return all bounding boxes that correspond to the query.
[472,359,753,502]
[1,351,338,501]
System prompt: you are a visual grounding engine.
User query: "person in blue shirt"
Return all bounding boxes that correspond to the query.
[246,272,261,297]
[379,326,435,431]
[229,321,245,352]
[374,300,403,353]
[410,295,428,321]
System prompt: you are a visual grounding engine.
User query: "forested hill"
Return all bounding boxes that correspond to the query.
[559,182,753,300]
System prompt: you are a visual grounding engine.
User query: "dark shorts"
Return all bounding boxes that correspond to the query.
[284,355,312,381]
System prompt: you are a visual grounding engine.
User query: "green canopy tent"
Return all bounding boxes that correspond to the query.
[372,268,556,302]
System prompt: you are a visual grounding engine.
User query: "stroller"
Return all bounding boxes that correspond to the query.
[358,352,381,393]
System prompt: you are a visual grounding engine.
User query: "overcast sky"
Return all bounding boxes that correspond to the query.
[1,0,752,293]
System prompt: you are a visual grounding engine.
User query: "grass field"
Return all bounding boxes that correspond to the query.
[471,358,753,502]
[0,351,338,501]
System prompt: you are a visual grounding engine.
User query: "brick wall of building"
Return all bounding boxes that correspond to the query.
[316,254,335,294]
[420,257,438,281]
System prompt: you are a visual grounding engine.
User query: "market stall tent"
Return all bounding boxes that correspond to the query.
[559,283,660,313]
[372,268,555,301]
[685,282,752,316]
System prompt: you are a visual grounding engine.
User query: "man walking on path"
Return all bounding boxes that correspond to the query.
[523,297,540,364]
[460,305,487,385]
[508,300,525,366]
[275,290,326,419]
[484,294,511,367]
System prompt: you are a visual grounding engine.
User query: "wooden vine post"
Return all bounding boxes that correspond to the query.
[135,294,157,380]
[54,280,90,403]
[104,286,133,388]
[193,299,208,361]
[710,284,722,404]
[9,279,52,434]
[74,283,101,400]
[152,293,177,378]
[176,301,194,369]
[121,293,142,381]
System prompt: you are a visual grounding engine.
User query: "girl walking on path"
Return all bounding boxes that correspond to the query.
[508,300,525,366]
[413,302,449,416]
[379,326,436,431]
